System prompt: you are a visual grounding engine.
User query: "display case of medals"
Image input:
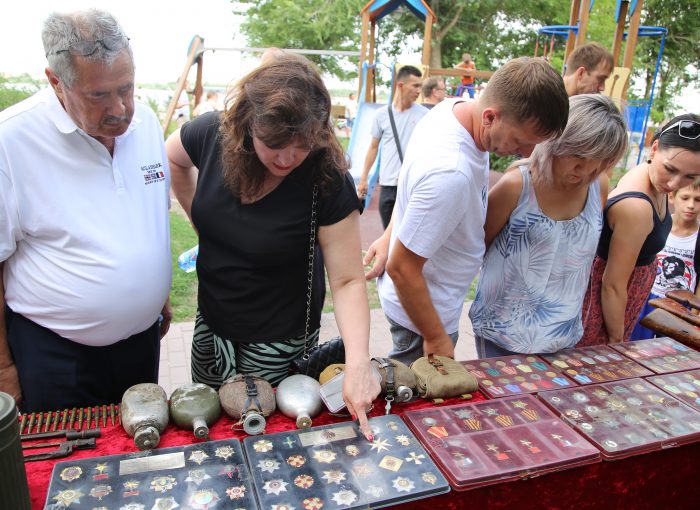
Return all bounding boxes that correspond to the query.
[44,438,258,509]
[610,337,700,374]
[539,378,700,459]
[462,355,576,398]
[242,414,449,509]
[402,395,600,491]
[647,369,700,412]
[541,345,653,385]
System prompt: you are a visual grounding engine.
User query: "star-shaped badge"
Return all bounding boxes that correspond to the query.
[312,449,337,463]
[331,489,358,506]
[392,476,415,493]
[226,486,246,500]
[263,479,289,496]
[253,439,274,452]
[215,445,236,460]
[188,450,210,465]
[322,469,347,485]
[369,437,391,453]
[257,458,281,473]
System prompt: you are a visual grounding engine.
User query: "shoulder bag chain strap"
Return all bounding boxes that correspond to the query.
[302,184,319,360]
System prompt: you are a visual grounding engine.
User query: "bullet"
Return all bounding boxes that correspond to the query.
[59,409,69,430]
[109,403,116,427]
[102,405,107,428]
[19,414,27,435]
[68,408,76,430]
[27,413,36,435]
[51,410,59,432]
[78,408,84,431]
[35,412,44,434]
[43,412,53,433]
[87,407,93,430]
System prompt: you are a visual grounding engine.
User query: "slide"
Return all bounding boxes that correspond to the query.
[347,102,385,207]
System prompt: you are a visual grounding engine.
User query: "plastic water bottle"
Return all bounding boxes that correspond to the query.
[177,245,199,273]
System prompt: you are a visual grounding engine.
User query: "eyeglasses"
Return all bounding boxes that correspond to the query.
[658,120,700,140]
[46,37,130,57]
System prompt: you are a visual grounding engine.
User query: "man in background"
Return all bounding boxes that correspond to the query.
[357,65,426,228]
[563,42,614,96]
[421,77,446,109]
[0,9,171,412]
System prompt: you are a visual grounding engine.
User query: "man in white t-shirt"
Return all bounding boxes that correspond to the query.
[0,9,171,412]
[175,80,191,126]
[358,66,427,228]
[364,58,570,365]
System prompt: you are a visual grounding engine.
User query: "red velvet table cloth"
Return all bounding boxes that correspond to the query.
[25,391,700,509]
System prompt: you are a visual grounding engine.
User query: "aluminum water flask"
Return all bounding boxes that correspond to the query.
[121,383,169,450]
[170,383,221,439]
[276,374,323,428]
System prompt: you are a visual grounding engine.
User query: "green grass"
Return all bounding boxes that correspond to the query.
[169,212,199,322]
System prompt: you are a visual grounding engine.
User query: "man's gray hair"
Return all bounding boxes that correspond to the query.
[42,9,133,88]
[526,94,628,185]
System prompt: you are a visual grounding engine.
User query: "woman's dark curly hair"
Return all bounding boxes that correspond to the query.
[219,53,348,198]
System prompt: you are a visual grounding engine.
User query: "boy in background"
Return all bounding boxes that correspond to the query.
[631,180,700,339]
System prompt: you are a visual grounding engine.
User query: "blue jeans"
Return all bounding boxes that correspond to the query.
[475,336,519,358]
[386,315,458,366]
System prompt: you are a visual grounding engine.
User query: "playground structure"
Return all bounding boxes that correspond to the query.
[161,39,360,134]
[536,0,666,164]
[352,0,495,205]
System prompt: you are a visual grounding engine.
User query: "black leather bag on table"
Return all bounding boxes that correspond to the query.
[288,185,346,380]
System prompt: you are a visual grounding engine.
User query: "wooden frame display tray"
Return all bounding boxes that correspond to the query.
[610,337,700,374]
[646,368,700,412]
[539,378,700,459]
[540,345,653,384]
[402,395,600,491]
[462,354,576,398]
[242,414,450,509]
[43,438,258,509]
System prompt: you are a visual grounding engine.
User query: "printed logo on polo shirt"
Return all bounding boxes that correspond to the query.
[141,162,165,185]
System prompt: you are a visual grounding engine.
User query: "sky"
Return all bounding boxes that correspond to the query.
[2,0,697,113]
[2,0,258,85]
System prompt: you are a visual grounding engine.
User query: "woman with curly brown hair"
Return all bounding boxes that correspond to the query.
[166,54,380,438]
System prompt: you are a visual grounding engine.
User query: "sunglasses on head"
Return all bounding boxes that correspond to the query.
[46,36,130,58]
[658,119,700,140]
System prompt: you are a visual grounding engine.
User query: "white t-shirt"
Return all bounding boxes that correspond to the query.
[176,90,190,120]
[651,230,698,297]
[0,88,172,345]
[370,103,427,186]
[345,98,357,120]
[378,99,489,334]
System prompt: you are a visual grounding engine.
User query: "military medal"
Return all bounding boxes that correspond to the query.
[378,455,403,471]
[214,445,236,460]
[89,484,112,500]
[253,439,274,452]
[331,489,358,506]
[151,475,177,493]
[53,489,84,506]
[59,466,83,482]
[262,479,289,495]
[303,497,324,510]
[123,480,140,497]
[188,488,219,510]
[294,474,315,488]
[151,497,179,510]
[225,485,247,500]
[185,468,211,485]
[392,476,415,492]
[257,458,281,473]
[188,450,209,465]
[321,469,347,484]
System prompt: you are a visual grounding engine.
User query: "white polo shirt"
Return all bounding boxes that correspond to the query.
[0,88,172,346]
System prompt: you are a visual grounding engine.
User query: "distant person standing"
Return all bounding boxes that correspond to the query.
[454,53,476,99]
[357,65,426,228]
[193,91,219,117]
[421,77,446,109]
[175,79,191,126]
[344,92,357,137]
[562,43,614,96]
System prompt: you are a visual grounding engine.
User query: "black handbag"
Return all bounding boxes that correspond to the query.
[290,336,345,380]
[289,185,346,379]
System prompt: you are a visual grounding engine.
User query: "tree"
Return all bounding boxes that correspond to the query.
[238,0,366,80]
[0,75,41,111]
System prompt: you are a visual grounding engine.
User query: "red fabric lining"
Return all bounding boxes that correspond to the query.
[25,391,700,509]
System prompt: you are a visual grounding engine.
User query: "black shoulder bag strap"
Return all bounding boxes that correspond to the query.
[387,105,404,163]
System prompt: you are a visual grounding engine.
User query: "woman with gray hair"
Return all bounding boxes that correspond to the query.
[469,94,628,357]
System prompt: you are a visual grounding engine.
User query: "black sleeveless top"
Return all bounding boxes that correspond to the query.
[596,191,672,266]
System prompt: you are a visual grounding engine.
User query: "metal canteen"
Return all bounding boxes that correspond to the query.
[276,374,323,428]
[218,375,276,435]
[121,383,169,450]
[169,383,221,439]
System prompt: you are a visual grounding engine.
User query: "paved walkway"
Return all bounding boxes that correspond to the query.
[158,304,477,396]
